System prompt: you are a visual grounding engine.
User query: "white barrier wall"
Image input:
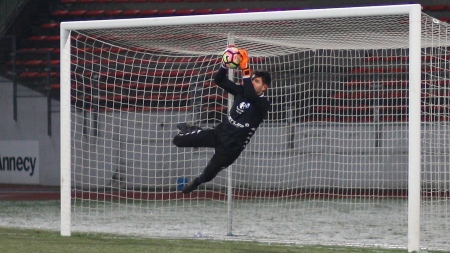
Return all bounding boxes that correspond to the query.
[72,111,194,190]
[71,111,450,190]
[0,79,60,185]
[1,76,445,190]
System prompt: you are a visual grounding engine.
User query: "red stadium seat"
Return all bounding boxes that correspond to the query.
[265,7,285,12]
[380,91,408,98]
[17,48,35,52]
[331,91,373,99]
[203,94,228,101]
[51,10,70,16]
[350,67,407,74]
[122,10,141,16]
[48,72,61,78]
[390,67,408,73]
[85,10,105,16]
[158,9,176,16]
[29,36,48,41]
[176,9,194,15]
[425,79,450,87]
[39,22,59,29]
[69,10,88,16]
[114,0,129,2]
[55,83,83,90]
[364,56,408,62]
[24,60,45,66]
[149,0,165,2]
[341,81,374,87]
[140,9,158,16]
[29,47,58,54]
[193,8,212,15]
[105,10,123,16]
[248,8,266,12]
[47,35,60,41]
[212,8,230,14]
[97,84,117,90]
[186,0,202,2]
[50,60,61,66]
[19,72,40,78]
[202,105,227,113]
[422,66,445,73]
[96,0,112,2]
[50,84,60,90]
[230,8,248,13]
[168,0,183,2]
[131,0,147,2]
[203,82,217,88]
[427,5,447,11]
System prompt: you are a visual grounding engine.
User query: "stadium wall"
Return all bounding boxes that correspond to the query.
[0,77,60,186]
[70,111,450,191]
[1,81,448,190]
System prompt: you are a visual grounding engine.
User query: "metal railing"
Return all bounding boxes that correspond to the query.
[0,0,29,37]
[1,35,57,136]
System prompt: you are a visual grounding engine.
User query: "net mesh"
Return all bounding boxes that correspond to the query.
[67,12,450,250]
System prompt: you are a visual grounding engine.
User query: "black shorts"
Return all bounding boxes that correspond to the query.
[173,128,244,182]
[173,128,244,155]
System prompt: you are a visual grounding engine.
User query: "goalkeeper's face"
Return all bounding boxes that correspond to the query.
[252,76,268,96]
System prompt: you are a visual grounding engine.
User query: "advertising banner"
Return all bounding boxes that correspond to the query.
[0,141,39,184]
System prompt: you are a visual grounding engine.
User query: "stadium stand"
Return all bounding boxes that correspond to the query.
[1,0,450,122]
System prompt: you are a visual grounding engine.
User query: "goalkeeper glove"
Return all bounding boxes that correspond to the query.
[238,48,251,78]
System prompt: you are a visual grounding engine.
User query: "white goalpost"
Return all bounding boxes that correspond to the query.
[60,4,450,252]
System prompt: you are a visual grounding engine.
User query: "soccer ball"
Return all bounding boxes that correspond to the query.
[221,47,241,69]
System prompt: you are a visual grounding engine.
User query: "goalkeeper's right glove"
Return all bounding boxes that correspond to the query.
[238,48,251,78]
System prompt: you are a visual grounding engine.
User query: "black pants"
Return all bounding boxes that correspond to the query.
[173,128,243,183]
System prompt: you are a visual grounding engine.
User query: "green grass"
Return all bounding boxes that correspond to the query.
[0,227,443,253]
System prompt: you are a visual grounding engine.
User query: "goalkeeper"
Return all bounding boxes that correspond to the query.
[173,45,271,194]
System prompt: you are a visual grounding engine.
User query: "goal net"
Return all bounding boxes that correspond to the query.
[60,5,450,251]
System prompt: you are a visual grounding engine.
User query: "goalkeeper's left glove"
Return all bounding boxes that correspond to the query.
[238,48,251,78]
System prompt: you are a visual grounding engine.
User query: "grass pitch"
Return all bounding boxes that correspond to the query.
[0,227,444,253]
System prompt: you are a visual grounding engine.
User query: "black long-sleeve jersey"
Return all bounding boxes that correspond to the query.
[213,66,270,149]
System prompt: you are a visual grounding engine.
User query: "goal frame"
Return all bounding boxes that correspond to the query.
[60,4,422,252]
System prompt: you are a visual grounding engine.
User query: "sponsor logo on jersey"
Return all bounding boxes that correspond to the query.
[236,102,250,114]
[228,115,245,128]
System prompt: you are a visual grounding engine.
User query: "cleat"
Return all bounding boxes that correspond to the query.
[177,122,202,133]
[181,179,201,194]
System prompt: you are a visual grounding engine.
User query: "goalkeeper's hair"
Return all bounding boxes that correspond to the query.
[253,70,271,87]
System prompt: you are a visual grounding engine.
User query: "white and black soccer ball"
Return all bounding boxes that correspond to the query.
[221,47,241,69]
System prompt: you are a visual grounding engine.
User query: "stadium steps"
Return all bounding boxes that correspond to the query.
[4,0,450,122]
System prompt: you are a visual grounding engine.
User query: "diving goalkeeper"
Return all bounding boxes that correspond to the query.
[173,45,271,194]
